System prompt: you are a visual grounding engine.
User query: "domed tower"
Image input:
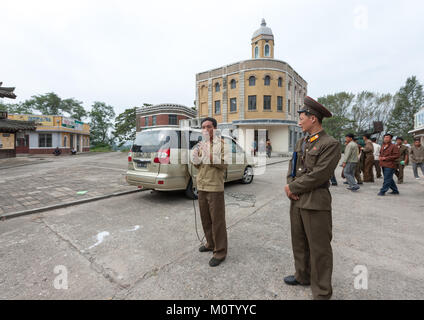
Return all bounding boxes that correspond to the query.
[251,18,274,59]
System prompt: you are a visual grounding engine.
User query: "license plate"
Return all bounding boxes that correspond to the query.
[137,162,147,168]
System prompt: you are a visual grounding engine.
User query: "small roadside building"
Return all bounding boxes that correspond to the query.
[0,111,37,159]
[7,114,90,155]
[136,103,196,132]
[409,107,424,144]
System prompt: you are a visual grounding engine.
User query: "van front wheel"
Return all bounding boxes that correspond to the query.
[185,178,198,200]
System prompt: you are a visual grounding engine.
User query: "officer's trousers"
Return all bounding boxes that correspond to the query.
[198,191,227,260]
[290,202,333,300]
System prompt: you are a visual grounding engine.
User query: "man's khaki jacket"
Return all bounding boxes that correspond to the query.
[191,135,228,192]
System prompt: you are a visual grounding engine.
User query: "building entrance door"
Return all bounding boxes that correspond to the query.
[15,133,29,153]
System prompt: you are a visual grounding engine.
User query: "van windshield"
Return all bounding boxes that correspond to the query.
[132,130,180,152]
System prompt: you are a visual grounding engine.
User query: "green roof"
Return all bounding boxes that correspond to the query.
[0,119,37,132]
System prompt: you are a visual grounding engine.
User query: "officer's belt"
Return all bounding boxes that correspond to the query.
[315,181,330,189]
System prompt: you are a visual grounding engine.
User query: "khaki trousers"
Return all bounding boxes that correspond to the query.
[290,202,333,300]
[198,191,227,260]
[395,164,405,183]
[374,160,382,178]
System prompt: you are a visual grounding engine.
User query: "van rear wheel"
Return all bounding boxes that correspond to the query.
[185,178,198,199]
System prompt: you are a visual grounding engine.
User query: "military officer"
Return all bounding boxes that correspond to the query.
[284,96,341,300]
[394,136,408,184]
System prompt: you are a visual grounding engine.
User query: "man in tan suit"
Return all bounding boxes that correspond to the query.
[284,96,341,300]
[191,117,228,267]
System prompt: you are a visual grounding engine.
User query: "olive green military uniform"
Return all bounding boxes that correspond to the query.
[395,145,408,183]
[287,130,341,300]
[192,135,228,260]
[362,141,374,182]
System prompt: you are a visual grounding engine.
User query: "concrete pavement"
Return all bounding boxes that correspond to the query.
[1,157,423,299]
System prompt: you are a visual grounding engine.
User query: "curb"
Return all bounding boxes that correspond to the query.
[0,160,53,170]
[0,189,144,221]
[256,158,290,168]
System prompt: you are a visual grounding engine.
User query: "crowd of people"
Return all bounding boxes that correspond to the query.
[338,133,424,195]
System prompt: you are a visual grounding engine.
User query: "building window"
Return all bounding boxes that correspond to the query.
[277,96,283,111]
[145,117,149,126]
[249,76,256,86]
[214,100,221,114]
[215,82,220,92]
[248,95,257,111]
[264,95,271,110]
[230,79,236,89]
[39,133,52,148]
[264,44,270,57]
[168,114,177,125]
[230,98,237,112]
[288,99,291,113]
[152,116,157,126]
[254,46,259,58]
[278,77,282,87]
[264,75,270,86]
[63,136,67,147]
[288,81,292,91]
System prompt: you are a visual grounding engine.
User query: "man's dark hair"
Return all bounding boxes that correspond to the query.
[345,133,354,138]
[414,137,420,142]
[303,111,323,124]
[363,134,371,139]
[201,117,217,128]
[396,136,403,141]
[384,133,393,138]
[371,137,377,142]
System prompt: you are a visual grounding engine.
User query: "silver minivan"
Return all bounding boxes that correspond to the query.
[125,127,254,199]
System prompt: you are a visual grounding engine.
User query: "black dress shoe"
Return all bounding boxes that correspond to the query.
[199,245,213,252]
[389,191,400,195]
[283,275,310,286]
[209,257,225,267]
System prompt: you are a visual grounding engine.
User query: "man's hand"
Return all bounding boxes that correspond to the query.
[342,162,346,168]
[284,184,299,201]
[380,156,386,161]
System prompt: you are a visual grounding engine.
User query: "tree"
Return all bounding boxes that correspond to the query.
[113,107,137,147]
[0,101,34,114]
[318,92,355,143]
[21,92,88,120]
[387,76,424,141]
[89,101,116,146]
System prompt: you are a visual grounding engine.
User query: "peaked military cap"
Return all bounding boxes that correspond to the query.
[298,96,332,119]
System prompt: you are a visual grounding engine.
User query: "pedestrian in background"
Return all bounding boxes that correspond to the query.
[371,137,382,178]
[362,134,375,182]
[353,137,363,185]
[378,133,400,196]
[410,138,424,179]
[394,136,409,184]
[266,139,272,158]
[342,133,360,191]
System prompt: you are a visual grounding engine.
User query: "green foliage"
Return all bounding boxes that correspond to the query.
[386,76,424,141]
[4,92,88,120]
[112,107,137,147]
[318,92,355,143]
[0,101,34,114]
[89,101,116,146]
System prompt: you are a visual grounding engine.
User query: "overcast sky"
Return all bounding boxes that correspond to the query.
[1,0,423,118]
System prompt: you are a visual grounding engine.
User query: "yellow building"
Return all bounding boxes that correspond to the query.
[195,19,307,154]
[7,114,90,154]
